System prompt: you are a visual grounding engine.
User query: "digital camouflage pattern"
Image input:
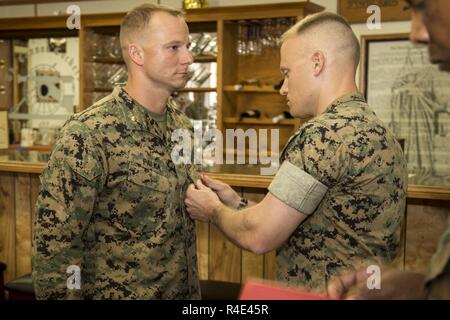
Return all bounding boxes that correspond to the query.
[32,86,201,299]
[426,217,450,299]
[276,93,408,292]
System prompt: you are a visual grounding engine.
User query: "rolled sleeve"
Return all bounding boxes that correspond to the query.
[268,161,328,215]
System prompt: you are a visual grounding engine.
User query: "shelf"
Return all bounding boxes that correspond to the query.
[9,144,53,152]
[88,55,215,64]
[223,85,278,93]
[89,57,124,64]
[90,87,216,93]
[223,117,296,125]
[176,87,216,93]
[93,87,113,92]
[193,55,217,63]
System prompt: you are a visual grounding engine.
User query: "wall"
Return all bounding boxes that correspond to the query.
[0,0,412,85]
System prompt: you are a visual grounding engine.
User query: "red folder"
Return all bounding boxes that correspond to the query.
[239,279,331,300]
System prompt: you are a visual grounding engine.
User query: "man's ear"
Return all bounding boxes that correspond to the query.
[311,51,325,76]
[128,43,144,66]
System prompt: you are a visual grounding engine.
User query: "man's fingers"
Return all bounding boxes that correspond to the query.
[195,179,209,190]
[201,174,223,191]
[327,271,359,299]
[187,183,196,194]
[327,277,344,299]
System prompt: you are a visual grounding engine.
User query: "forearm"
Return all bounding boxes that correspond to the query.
[211,202,265,254]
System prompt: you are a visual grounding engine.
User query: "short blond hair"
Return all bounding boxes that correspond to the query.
[120,3,184,56]
[282,12,360,67]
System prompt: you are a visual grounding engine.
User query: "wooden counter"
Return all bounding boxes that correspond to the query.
[1,154,450,286]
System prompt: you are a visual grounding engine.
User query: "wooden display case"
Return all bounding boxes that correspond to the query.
[76,2,324,162]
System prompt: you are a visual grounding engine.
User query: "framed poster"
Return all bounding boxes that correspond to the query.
[338,0,410,23]
[360,34,450,187]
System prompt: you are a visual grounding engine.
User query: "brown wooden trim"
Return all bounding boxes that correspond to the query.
[407,185,450,201]
[206,172,271,189]
[0,2,323,30]
[1,161,450,200]
[185,2,324,22]
[0,162,44,174]
[0,0,98,6]
[338,0,411,24]
[0,16,69,30]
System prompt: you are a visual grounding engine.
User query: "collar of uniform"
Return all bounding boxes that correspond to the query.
[113,86,173,137]
[323,91,366,114]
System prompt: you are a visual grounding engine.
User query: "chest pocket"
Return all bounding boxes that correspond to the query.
[125,160,172,207]
[128,162,172,193]
[112,160,176,236]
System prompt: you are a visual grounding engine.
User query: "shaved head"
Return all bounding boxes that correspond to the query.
[120,4,184,66]
[282,12,360,71]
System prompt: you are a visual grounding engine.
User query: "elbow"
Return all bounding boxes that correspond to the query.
[245,236,274,255]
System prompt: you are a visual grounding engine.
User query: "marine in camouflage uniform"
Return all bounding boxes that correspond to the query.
[32,86,201,299]
[268,92,408,291]
[425,218,450,299]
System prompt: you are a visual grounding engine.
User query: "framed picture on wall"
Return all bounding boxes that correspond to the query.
[360,33,450,187]
[338,0,410,23]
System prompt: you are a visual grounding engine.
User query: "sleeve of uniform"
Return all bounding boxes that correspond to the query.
[268,121,346,215]
[32,120,106,300]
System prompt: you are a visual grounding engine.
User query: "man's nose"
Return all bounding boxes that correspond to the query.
[279,79,288,96]
[409,10,430,45]
[182,47,194,65]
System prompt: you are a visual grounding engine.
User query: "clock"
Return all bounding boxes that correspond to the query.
[27,38,79,128]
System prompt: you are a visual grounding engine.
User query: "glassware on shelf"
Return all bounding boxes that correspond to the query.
[190,32,217,57]
[91,33,107,59]
[202,34,217,56]
[107,65,127,86]
[186,63,215,88]
[108,35,122,59]
[91,63,123,88]
[236,20,248,56]
[236,17,298,56]
[262,19,276,48]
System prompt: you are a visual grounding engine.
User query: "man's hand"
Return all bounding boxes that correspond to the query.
[327,266,427,300]
[200,174,241,209]
[185,179,223,223]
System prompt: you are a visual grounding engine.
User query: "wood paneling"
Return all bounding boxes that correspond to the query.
[209,224,241,283]
[196,221,209,280]
[208,186,242,283]
[263,251,276,280]
[1,172,450,289]
[0,172,15,283]
[30,175,40,230]
[14,173,31,277]
[338,0,410,23]
[241,188,265,282]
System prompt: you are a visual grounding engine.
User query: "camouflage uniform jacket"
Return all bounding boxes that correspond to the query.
[426,217,450,299]
[268,92,408,291]
[32,86,201,299]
